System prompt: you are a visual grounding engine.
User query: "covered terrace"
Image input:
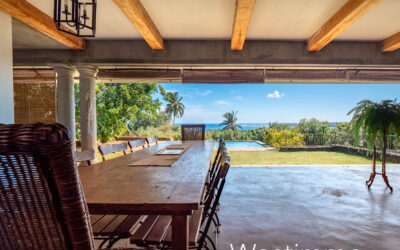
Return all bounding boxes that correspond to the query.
[1,0,400,249]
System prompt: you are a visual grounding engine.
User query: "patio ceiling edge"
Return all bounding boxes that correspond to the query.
[13,40,400,68]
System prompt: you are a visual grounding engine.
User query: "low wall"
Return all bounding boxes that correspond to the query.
[280,145,332,152]
[280,144,400,163]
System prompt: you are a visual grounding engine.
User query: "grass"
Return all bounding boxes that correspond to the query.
[226,151,390,165]
[87,141,392,166]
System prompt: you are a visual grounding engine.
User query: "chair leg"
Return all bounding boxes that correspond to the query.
[211,217,220,234]
[107,236,122,248]
[205,235,216,250]
[98,238,109,249]
[214,213,221,227]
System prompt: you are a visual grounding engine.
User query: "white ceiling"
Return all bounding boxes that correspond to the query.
[22,0,400,44]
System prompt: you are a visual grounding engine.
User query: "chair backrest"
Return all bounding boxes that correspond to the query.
[75,148,95,165]
[204,148,228,207]
[181,124,206,141]
[209,144,227,189]
[128,139,147,152]
[210,137,225,173]
[199,153,230,247]
[0,123,95,250]
[98,142,128,161]
[146,136,159,145]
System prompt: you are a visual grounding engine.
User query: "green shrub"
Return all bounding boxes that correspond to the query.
[264,128,305,148]
[128,123,181,140]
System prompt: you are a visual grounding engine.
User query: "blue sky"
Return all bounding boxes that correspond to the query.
[158,83,400,124]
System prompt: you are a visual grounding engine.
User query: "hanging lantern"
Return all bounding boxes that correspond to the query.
[54,0,97,37]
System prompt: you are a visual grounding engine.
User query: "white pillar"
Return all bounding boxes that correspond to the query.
[0,11,14,124]
[54,65,76,148]
[78,65,98,161]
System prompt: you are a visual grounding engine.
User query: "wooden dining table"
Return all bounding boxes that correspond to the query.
[78,140,215,250]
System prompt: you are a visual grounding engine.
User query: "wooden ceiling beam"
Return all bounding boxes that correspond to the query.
[0,0,85,49]
[382,32,400,52]
[113,0,164,50]
[231,0,256,51]
[307,0,382,52]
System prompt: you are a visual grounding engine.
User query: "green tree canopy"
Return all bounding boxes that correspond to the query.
[220,111,242,130]
[75,83,165,142]
[165,92,185,124]
[268,122,293,131]
[296,118,330,145]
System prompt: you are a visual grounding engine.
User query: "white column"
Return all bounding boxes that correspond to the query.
[0,11,14,123]
[54,65,76,148]
[78,65,98,161]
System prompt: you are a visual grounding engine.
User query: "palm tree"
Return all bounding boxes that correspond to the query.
[347,99,400,192]
[165,92,185,124]
[220,111,242,130]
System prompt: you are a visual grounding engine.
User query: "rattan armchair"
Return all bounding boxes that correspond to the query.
[0,123,139,250]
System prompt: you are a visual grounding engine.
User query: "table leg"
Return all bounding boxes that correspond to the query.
[172,214,189,250]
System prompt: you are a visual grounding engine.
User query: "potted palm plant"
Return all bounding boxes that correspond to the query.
[348,99,400,192]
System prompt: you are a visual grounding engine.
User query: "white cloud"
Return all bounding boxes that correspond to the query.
[196,90,212,96]
[215,100,233,106]
[267,90,285,99]
[182,94,194,98]
[233,95,243,100]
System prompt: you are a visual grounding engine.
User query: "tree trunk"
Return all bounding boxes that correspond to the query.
[382,131,387,175]
[372,145,376,174]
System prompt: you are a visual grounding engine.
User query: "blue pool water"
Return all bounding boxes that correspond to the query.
[214,141,267,149]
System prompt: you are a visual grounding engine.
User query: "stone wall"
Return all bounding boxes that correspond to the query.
[14,82,56,124]
[280,145,400,163]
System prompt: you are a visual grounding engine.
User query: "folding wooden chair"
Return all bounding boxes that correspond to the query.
[128,139,147,152]
[146,136,159,146]
[75,148,95,165]
[129,153,231,250]
[98,142,129,161]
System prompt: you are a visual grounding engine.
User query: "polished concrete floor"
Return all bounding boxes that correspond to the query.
[217,166,400,250]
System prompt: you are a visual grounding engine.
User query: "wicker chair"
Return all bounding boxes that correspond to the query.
[0,123,139,250]
[181,124,206,141]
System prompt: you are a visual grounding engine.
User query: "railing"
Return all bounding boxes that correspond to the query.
[281,132,400,150]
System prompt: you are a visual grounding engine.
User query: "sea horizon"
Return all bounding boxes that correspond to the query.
[176,122,341,130]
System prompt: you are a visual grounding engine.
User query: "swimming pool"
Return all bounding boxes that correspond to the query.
[214,141,267,149]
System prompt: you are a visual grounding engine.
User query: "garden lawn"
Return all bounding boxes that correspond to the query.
[227,151,389,165]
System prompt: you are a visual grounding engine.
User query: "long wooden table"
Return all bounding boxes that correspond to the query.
[78,140,215,250]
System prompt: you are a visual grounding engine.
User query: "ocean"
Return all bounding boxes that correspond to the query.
[177,123,338,131]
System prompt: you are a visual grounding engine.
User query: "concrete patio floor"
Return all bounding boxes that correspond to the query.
[217,166,400,250]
